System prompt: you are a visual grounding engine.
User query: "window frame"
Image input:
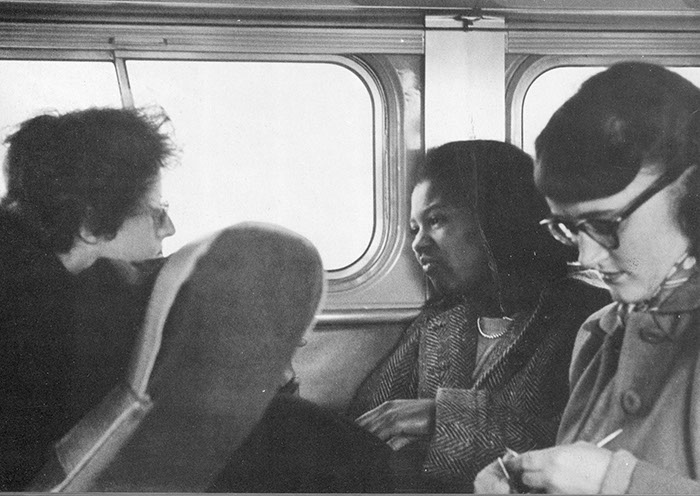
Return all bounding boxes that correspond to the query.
[505,21,700,149]
[508,54,700,150]
[119,52,383,280]
[0,22,426,320]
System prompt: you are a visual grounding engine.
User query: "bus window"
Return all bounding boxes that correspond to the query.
[0,60,121,196]
[522,65,700,158]
[126,60,374,271]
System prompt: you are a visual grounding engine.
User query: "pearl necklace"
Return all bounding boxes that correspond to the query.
[477,316,515,339]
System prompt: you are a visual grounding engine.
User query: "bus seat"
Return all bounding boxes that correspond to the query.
[29,222,325,492]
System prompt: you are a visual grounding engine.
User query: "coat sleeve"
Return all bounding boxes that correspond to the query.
[422,302,587,490]
[346,316,423,418]
[423,382,563,491]
[598,449,700,494]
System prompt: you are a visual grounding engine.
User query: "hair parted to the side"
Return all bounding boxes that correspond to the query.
[415,140,575,314]
[2,106,176,253]
[534,61,700,256]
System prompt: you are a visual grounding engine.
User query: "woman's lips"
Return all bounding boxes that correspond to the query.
[419,256,439,271]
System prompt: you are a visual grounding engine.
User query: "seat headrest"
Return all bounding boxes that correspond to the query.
[30,222,325,492]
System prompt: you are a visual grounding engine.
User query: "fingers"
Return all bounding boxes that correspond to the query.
[387,435,416,451]
[503,443,612,494]
[505,449,552,491]
[474,459,512,494]
[354,399,435,440]
[354,402,399,441]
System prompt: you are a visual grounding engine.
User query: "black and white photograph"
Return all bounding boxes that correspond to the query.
[0,1,699,493]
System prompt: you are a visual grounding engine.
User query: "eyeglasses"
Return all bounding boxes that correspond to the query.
[539,172,677,250]
[145,200,170,229]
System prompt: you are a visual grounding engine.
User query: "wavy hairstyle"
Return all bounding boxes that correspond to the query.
[416,140,575,315]
[535,62,700,257]
[2,106,175,253]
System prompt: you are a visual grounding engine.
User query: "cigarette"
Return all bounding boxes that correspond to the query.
[596,428,623,448]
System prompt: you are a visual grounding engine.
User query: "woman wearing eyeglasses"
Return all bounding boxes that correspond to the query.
[349,140,609,492]
[0,107,176,490]
[475,62,700,494]
[0,107,394,494]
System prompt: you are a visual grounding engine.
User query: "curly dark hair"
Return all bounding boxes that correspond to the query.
[2,106,175,253]
[535,62,700,257]
[416,140,575,314]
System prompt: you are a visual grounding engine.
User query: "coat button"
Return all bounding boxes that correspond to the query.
[621,390,643,414]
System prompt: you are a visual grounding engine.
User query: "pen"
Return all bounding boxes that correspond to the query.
[596,428,623,448]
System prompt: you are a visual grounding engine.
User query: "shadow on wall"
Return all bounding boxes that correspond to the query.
[293,323,404,411]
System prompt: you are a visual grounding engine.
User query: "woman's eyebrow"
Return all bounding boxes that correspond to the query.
[423,203,444,213]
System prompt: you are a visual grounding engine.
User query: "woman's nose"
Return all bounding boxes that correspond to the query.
[412,228,430,253]
[158,213,176,239]
[577,232,610,269]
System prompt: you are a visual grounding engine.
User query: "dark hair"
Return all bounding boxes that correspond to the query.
[416,140,574,314]
[2,107,175,252]
[535,62,700,254]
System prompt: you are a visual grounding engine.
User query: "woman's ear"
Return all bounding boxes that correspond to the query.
[58,223,103,274]
[77,205,105,244]
[78,223,100,245]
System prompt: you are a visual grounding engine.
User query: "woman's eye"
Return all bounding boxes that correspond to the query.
[585,218,618,236]
[428,214,445,227]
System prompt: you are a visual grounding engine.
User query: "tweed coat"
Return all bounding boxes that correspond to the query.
[349,276,609,491]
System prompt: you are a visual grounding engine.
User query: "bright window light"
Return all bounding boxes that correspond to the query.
[522,66,605,158]
[523,65,700,159]
[127,60,375,271]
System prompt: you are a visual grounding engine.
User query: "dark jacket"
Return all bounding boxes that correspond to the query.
[210,393,393,493]
[0,209,387,493]
[0,210,158,491]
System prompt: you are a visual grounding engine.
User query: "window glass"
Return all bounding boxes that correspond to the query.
[522,65,700,158]
[127,60,375,271]
[0,60,121,196]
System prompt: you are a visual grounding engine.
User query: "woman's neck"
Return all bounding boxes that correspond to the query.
[429,287,502,314]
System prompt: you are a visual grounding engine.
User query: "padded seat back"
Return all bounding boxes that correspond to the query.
[29,222,325,492]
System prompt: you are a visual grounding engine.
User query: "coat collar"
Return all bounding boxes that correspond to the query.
[654,268,700,314]
[597,254,700,338]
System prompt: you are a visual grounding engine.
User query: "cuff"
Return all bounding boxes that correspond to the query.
[599,449,637,494]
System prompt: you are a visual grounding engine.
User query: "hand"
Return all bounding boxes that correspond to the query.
[386,434,421,451]
[474,457,513,494]
[504,442,612,494]
[354,399,436,442]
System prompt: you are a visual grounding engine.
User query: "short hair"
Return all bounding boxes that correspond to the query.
[534,62,700,255]
[2,107,175,252]
[416,140,574,314]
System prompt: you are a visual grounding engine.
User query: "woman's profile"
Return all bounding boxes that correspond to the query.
[349,140,609,491]
[476,61,700,495]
